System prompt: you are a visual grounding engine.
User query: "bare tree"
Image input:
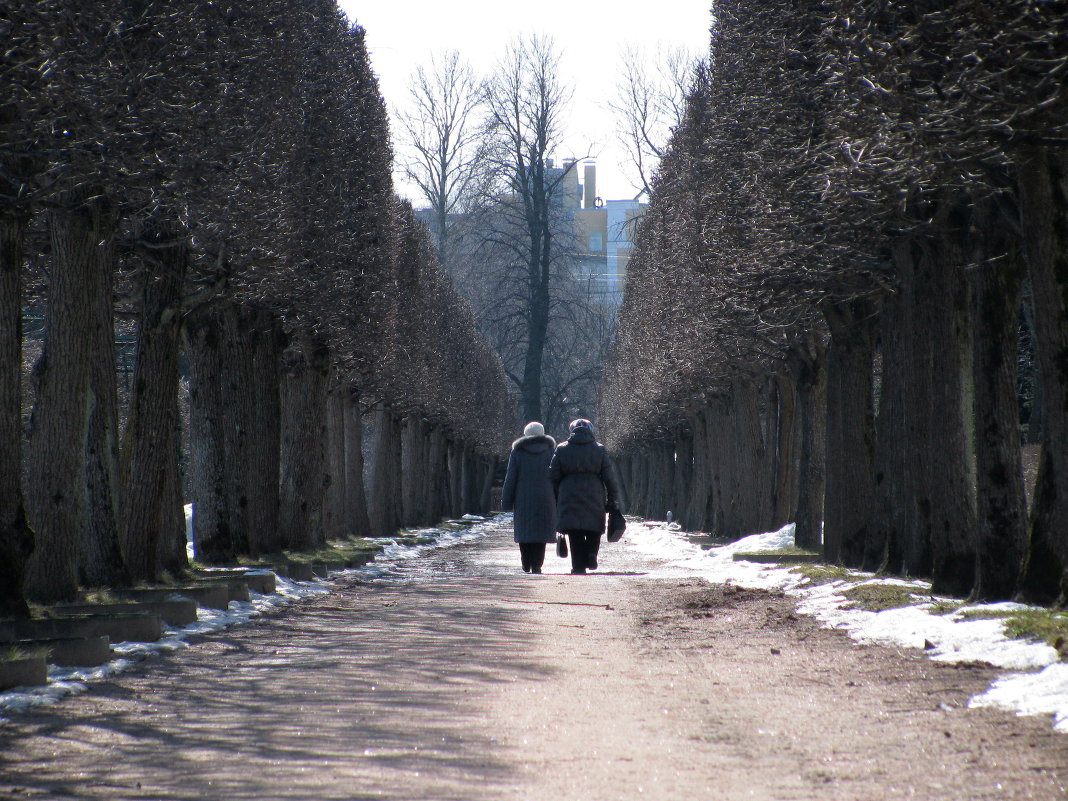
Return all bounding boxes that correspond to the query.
[396,51,485,269]
[609,45,705,196]
[482,34,577,423]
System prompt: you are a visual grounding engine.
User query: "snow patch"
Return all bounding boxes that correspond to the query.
[623,518,1068,733]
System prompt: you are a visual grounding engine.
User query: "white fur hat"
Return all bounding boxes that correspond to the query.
[523,421,545,437]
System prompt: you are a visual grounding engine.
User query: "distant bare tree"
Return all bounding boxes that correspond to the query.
[482,34,577,423]
[396,51,486,269]
[609,45,706,196]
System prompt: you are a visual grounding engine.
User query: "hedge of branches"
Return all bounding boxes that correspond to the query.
[1,1,512,608]
[600,0,1068,603]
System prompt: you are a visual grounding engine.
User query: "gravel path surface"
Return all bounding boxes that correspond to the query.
[1,519,1066,800]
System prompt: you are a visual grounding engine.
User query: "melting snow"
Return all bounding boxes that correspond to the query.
[624,518,1068,733]
[0,515,502,718]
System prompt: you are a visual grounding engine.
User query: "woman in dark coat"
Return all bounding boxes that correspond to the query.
[501,421,557,573]
[549,418,620,575]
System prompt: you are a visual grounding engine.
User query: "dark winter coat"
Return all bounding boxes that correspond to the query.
[501,434,557,543]
[548,428,619,534]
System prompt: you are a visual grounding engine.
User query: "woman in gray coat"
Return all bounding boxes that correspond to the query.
[549,418,620,574]
[501,421,557,573]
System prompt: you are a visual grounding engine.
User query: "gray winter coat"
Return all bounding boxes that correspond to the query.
[501,434,557,543]
[548,428,619,534]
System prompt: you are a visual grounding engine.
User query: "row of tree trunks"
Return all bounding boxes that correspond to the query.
[366,405,495,536]
[618,377,803,541]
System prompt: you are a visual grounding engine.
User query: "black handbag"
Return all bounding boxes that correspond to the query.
[556,534,568,558]
[606,506,626,542]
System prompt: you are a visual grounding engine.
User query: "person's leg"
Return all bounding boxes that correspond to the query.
[530,542,546,573]
[518,542,533,572]
[587,533,602,570]
[568,531,587,573]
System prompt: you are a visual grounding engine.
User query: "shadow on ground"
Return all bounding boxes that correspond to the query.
[0,552,555,801]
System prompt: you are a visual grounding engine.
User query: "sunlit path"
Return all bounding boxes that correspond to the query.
[1,521,1065,800]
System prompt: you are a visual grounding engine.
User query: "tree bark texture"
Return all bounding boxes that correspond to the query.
[921,199,978,597]
[772,373,802,530]
[25,197,103,602]
[245,311,282,555]
[822,298,877,566]
[185,302,232,563]
[1017,147,1068,603]
[0,211,32,616]
[425,426,449,524]
[447,437,464,519]
[970,203,1027,602]
[119,225,187,582]
[790,340,827,552]
[866,285,909,574]
[342,393,372,538]
[79,208,126,588]
[369,404,403,537]
[278,334,330,552]
[325,386,347,539]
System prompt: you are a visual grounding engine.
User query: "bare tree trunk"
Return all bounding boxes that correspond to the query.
[461,445,477,513]
[25,196,105,602]
[478,454,496,514]
[119,222,186,582]
[970,202,1027,602]
[706,399,729,536]
[278,333,330,552]
[343,392,371,538]
[220,304,256,558]
[400,415,423,526]
[866,284,909,574]
[1017,147,1068,603]
[80,208,126,587]
[924,199,978,597]
[521,282,550,421]
[157,428,187,577]
[822,297,877,566]
[185,302,231,563]
[325,385,347,539]
[246,311,281,555]
[790,339,826,552]
[425,425,449,523]
[0,210,33,616]
[369,404,402,536]
[894,236,932,578]
[733,377,765,536]
[772,373,801,529]
[447,436,463,519]
[673,427,693,527]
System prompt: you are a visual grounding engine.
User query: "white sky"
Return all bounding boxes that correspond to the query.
[336,0,713,205]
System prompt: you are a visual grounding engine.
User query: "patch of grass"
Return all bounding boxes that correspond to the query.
[1003,609,1068,651]
[841,583,918,612]
[956,608,1014,621]
[0,645,46,662]
[279,539,385,566]
[789,564,861,585]
[80,589,121,605]
[927,599,965,615]
[761,545,820,557]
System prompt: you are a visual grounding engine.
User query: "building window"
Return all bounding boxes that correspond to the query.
[588,232,603,252]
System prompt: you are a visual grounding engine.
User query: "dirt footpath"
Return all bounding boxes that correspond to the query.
[1,522,1066,800]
